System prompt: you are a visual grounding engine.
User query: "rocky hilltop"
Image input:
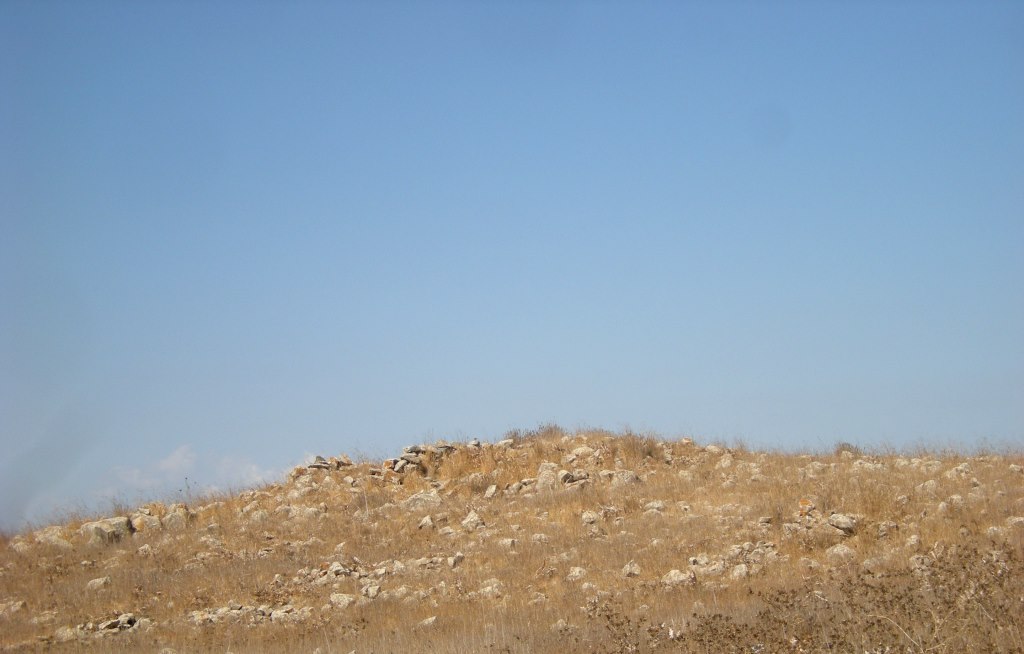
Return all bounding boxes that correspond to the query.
[1,427,1022,652]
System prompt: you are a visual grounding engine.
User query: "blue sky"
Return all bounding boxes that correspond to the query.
[2,1,1022,530]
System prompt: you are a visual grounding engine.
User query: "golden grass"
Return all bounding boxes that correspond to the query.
[1,428,1022,652]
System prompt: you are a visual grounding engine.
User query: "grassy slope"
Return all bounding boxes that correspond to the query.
[1,426,1022,653]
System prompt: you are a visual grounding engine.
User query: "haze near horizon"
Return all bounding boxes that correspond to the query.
[1,1,1022,530]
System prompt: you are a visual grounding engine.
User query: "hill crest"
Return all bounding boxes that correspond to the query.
[2,427,1023,652]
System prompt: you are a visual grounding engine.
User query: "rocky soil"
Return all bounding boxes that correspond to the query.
[1,427,1022,652]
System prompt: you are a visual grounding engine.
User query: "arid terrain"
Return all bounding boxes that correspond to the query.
[2,426,1022,653]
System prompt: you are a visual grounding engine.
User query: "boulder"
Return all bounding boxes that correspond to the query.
[461,510,484,531]
[661,569,696,587]
[827,513,857,535]
[402,491,442,513]
[79,517,132,546]
[535,463,560,492]
[826,543,856,564]
[600,470,641,487]
[162,504,195,531]
[34,526,73,550]
[54,626,85,643]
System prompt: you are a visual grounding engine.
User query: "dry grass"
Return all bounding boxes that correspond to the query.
[1,428,1022,653]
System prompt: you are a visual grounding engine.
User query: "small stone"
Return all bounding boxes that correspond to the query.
[330,594,356,609]
[447,552,465,568]
[418,515,434,530]
[419,615,438,628]
[622,560,641,578]
[362,584,380,599]
[566,566,587,582]
[484,484,498,499]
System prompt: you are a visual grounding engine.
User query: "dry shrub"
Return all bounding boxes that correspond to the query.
[1,429,1021,653]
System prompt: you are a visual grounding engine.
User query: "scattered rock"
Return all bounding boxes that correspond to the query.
[828,513,857,535]
[461,510,484,531]
[622,560,641,577]
[447,552,465,568]
[79,517,133,546]
[604,470,642,487]
[402,490,443,513]
[0,600,26,617]
[661,569,696,587]
[826,543,856,564]
[162,504,195,531]
[34,526,74,550]
[536,463,560,492]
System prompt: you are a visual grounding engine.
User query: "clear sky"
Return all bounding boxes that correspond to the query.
[2,1,1022,530]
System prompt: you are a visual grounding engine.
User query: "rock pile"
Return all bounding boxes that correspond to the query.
[54,613,152,642]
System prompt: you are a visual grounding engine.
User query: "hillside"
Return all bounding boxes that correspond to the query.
[2,427,1022,653]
